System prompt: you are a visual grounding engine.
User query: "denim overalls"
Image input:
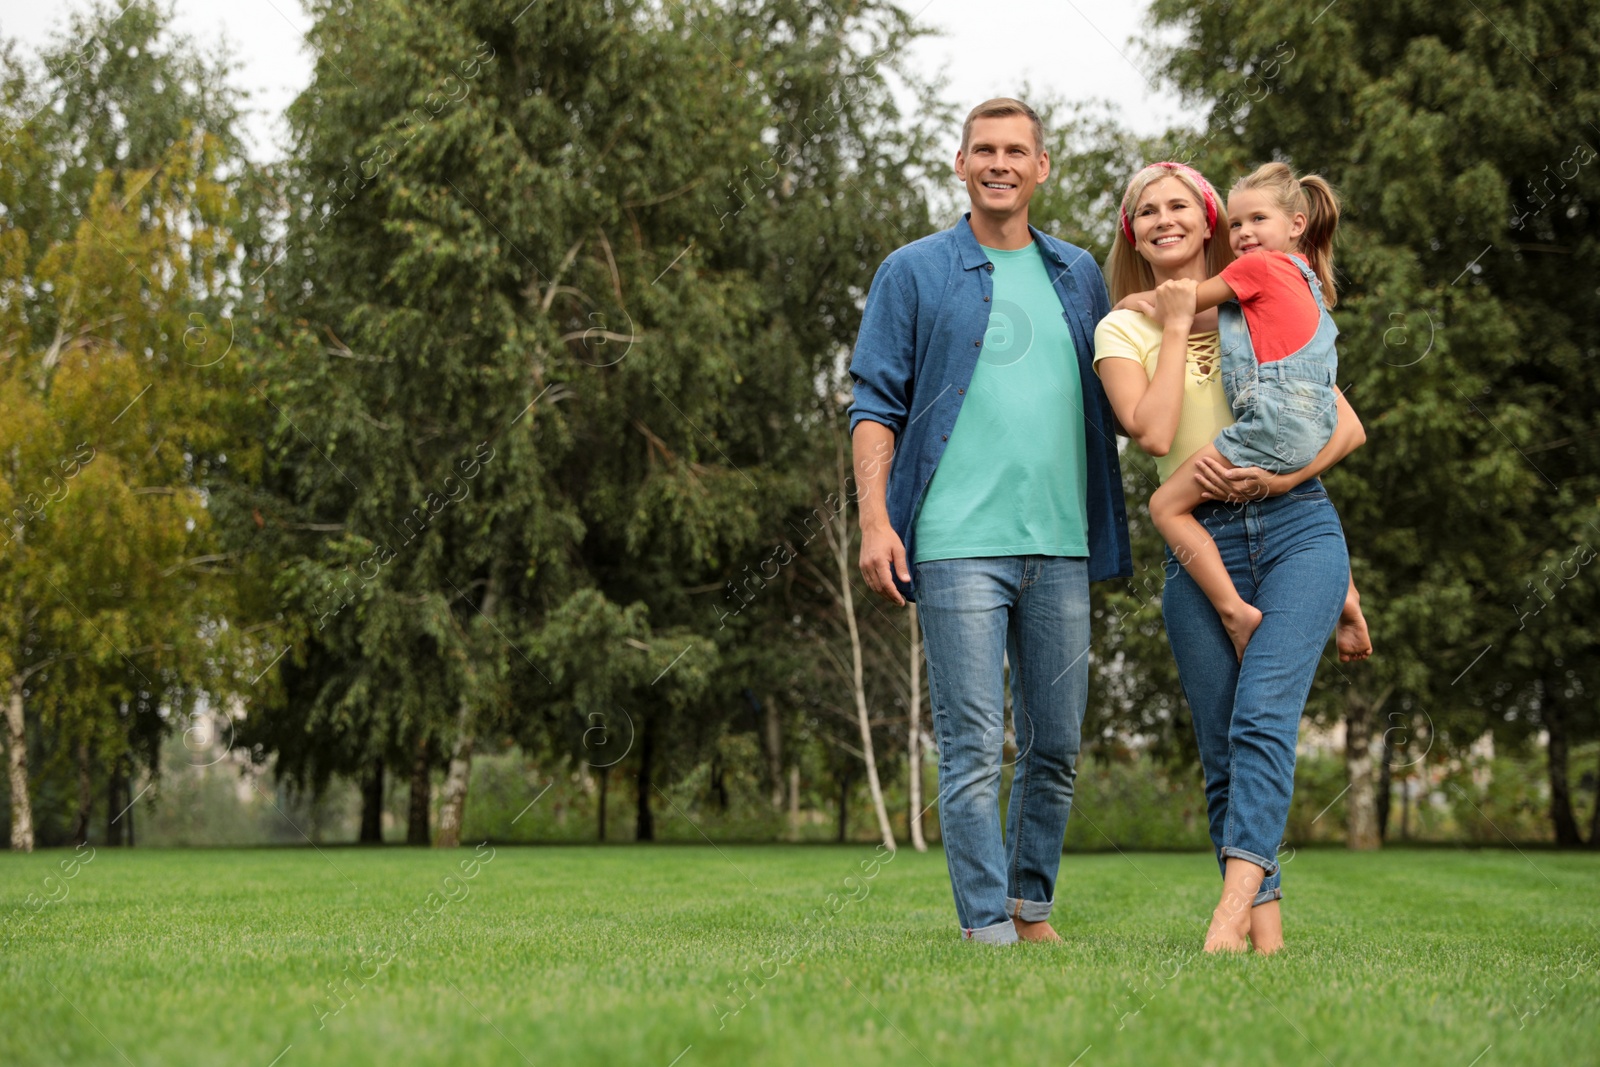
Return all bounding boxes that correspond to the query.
[1215,255,1339,473]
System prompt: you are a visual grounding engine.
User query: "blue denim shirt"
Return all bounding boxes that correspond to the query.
[847,214,1132,601]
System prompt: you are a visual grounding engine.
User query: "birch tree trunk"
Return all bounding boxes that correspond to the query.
[907,604,927,853]
[435,700,475,849]
[436,577,499,848]
[1344,686,1390,851]
[830,479,895,852]
[5,674,33,852]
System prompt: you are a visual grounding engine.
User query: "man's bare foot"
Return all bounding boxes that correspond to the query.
[1249,900,1284,955]
[1013,917,1062,943]
[1221,602,1264,661]
[1337,601,1372,662]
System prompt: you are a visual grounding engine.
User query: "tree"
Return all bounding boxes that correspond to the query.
[1148,0,1600,846]
[0,1,267,850]
[244,0,943,846]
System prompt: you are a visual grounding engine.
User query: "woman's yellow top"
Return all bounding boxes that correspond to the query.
[1092,309,1234,485]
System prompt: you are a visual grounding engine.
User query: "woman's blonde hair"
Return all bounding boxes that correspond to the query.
[1230,161,1342,307]
[1107,163,1234,302]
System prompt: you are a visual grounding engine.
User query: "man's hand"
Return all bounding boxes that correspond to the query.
[1194,457,1276,503]
[859,522,910,606]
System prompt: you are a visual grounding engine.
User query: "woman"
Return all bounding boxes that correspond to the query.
[1093,161,1370,954]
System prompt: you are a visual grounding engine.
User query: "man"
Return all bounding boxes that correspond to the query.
[847,98,1130,944]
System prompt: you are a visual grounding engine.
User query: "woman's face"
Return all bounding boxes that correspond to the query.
[1130,175,1212,272]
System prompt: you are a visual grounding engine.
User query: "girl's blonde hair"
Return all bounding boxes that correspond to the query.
[1107,163,1234,302]
[1231,161,1342,307]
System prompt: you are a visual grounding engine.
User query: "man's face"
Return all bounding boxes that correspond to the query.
[955,115,1048,219]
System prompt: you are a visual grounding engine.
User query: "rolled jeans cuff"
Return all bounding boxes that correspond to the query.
[1007,896,1053,923]
[962,919,1019,945]
[1218,846,1279,878]
[1253,886,1283,906]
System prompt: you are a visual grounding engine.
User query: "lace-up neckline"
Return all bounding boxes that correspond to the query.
[1188,332,1220,383]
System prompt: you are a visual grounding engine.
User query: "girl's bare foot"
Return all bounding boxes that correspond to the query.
[1337,601,1372,662]
[1221,602,1264,661]
[1249,900,1284,955]
[1013,917,1062,943]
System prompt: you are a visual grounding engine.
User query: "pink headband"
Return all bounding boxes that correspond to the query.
[1120,161,1220,246]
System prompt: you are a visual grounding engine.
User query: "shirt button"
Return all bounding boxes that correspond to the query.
[973,340,981,347]
[984,295,990,302]
[986,264,993,272]
[957,387,964,395]
[941,434,948,440]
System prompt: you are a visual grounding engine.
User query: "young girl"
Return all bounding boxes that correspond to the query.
[1123,162,1351,658]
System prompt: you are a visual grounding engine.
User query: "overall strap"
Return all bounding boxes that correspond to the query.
[1288,252,1323,301]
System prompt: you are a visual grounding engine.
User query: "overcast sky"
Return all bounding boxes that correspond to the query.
[0,0,1187,163]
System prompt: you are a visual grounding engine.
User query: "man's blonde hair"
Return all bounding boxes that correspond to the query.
[961,98,1045,155]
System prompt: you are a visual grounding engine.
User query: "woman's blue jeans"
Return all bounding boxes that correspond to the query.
[914,555,1091,944]
[1161,480,1348,905]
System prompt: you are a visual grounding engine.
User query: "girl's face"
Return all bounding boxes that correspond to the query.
[1227,188,1306,256]
[1131,176,1211,273]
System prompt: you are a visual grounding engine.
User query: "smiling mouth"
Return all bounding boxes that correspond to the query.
[982,181,1016,190]
[1237,241,1261,252]
[1151,234,1184,247]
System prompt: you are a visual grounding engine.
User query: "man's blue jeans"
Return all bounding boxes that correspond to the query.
[1161,480,1348,904]
[914,555,1090,943]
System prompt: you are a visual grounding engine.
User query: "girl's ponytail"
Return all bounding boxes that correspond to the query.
[1297,173,1341,307]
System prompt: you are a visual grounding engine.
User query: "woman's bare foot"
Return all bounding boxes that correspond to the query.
[1221,602,1264,661]
[1204,859,1266,953]
[1337,600,1372,662]
[1013,917,1062,943]
[1249,900,1284,955]
[1204,897,1251,953]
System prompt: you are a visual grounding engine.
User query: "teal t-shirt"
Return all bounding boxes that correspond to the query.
[913,242,1089,563]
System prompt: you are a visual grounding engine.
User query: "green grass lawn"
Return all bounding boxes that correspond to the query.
[2,844,1596,1066]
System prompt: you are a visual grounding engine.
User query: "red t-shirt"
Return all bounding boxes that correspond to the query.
[1219,251,1320,363]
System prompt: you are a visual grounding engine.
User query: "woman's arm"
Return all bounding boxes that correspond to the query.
[1195,388,1366,500]
[1096,281,1198,456]
[1268,387,1366,491]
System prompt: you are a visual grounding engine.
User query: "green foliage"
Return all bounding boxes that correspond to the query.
[0,0,268,847]
[242,0,944,838]
[1147,0,1600,757]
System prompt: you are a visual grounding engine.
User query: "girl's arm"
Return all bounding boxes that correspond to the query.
[1194,388,1366,500]
[1097,281,1198,457]
[1114,277,1237,316]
